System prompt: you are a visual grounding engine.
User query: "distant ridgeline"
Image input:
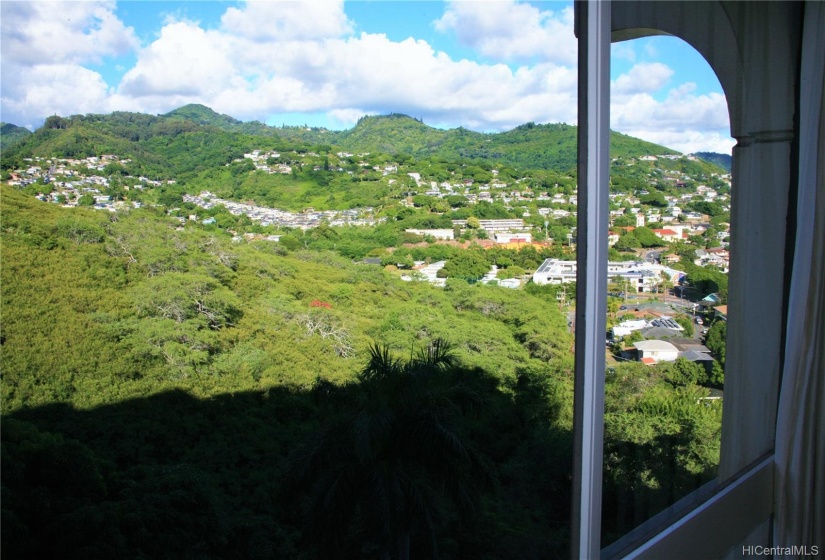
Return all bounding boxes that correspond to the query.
[0,103,724,181]
[0,122,32,151]
[693,151,732,172]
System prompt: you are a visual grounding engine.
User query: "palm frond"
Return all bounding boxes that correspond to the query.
[361,342,402,382]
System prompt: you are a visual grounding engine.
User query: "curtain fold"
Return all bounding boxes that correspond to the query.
[774,0,825,551]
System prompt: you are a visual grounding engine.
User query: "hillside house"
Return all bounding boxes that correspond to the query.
[632,340,680,363]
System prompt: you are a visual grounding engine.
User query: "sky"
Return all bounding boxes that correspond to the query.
[0,0,735,154]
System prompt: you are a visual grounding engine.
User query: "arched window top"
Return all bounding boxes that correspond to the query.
[609,1,802,139]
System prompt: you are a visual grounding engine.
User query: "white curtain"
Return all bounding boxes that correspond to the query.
[774,0,825,550]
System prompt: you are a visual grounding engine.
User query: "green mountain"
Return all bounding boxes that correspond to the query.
[164,103,243,127]
[693,151,732,172]
[315,114,679,172]
[1,122,33,151]
[162,103,277,137]
[158,107,683,173]
[1,105,695,181]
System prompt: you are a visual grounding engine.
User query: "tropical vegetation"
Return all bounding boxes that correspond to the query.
[1,106,728,558]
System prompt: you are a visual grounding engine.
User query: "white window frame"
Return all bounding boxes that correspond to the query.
[571,1,798,557]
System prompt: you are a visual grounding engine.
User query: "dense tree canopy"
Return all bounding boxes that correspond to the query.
[0,105,728,558]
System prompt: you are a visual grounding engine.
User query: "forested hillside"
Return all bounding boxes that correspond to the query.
[1,104,688,180]
[0,123,32,151]
[694,151,732,172]
[2,185,721,558]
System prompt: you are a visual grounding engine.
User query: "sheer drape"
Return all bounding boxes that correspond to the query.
[774,0,825,549]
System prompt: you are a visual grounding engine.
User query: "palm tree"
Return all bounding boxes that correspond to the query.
[286,339,494,560]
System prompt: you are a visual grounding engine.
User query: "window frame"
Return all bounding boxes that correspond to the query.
[571,1,797,557]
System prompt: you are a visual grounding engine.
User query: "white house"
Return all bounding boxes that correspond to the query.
[633,340,680,363]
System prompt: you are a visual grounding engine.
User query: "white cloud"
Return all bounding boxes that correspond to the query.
[619,129,735,155]
[0,0,137,126]
[0,1,138,66]
[611,42,637,63]
[118,22,239,99]
[611,84,732,153]
[0,1,732,154]
[1,64,112,128]
[434,0,576,65]
[220,0,352,41]
[109,10,579,132]
[612,62,673,95]
[608,63,731,153]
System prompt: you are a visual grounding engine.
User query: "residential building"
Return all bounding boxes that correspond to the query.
[493,232,532,244]
[451,218,527,232]
[404,228,454,240]
[533,258,679,291]
[632,340,680,363]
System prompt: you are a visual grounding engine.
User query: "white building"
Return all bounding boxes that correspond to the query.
[633,340,680,363]
[493,232,532,244]
[405,228,454,240]
[532,258,685,291]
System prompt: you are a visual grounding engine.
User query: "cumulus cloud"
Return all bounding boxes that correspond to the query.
[1,64,112,129]
[607,63,731,153]
[434,0,576,65]
[611,83,731,153]
[612,62,673,95]
[110,8,578,132]
[0,1,138,66]
[220,0,352,41]
[611,42,637,63]
[0,0,137,126]
[0,0,731,153]
[119,22,239,99]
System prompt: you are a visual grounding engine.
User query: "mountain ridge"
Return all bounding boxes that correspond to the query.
[0,122,33,151]
[1,105,723,179]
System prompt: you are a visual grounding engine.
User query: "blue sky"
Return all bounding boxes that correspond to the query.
[0,1,734,153]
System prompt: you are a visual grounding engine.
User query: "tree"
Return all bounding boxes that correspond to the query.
[287,340,494,560]
[633,226,665,248]
[705,321,727,366]
[666,357,707,386]
[614,233,640,252]
[640,192,668,207]
[77,193,95,206]
[44,115,70,129]
[673,314,694,337]
[438,250,491,281]
[709,359,725,387]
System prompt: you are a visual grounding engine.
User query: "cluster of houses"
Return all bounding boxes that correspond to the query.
[241,150,293,174]
[182,191,381,230]
[8,150,732,306]
[242,149,408,178]
[7,155,170,211]
[397,260,522,289]
[405,219,534,243]
[608,301,719,368]
[694,247,730,272]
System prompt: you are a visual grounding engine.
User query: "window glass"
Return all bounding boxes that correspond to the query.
[601,35,731,546]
